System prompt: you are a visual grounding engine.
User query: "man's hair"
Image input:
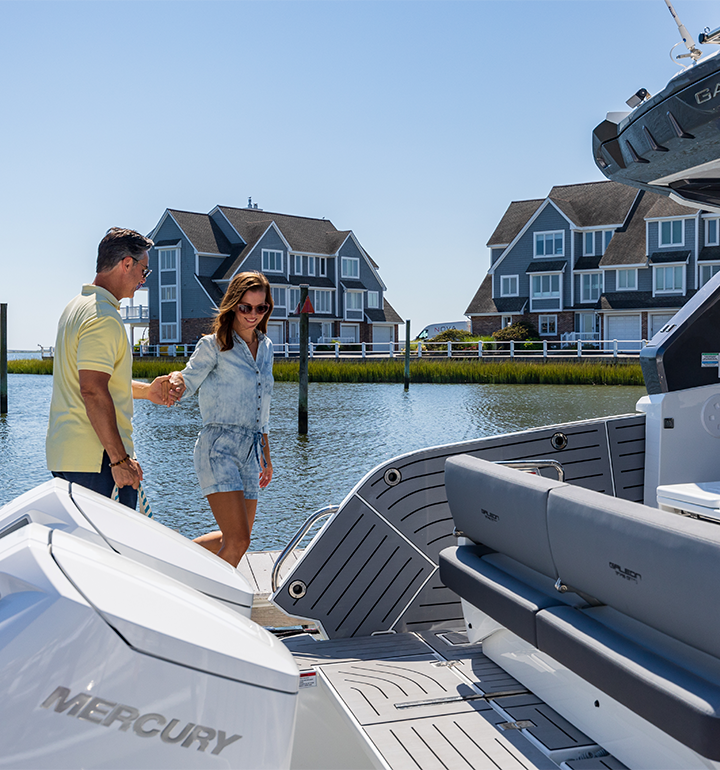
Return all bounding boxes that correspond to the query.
[97,228,154,273]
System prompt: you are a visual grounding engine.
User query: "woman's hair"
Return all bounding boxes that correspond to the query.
[213,271,274,351]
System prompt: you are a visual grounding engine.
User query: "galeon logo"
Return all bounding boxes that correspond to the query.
[695,82,720,105]
[40,687,241,757]
[481,508,499,522]
[609,562,642,583]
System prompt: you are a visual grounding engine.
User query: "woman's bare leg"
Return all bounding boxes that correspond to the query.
[195,492,258,567]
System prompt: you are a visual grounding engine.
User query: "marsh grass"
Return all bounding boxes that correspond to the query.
[8,357,644,386]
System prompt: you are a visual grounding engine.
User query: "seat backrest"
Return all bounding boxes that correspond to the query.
[547,484,720,660]
[445,455,566,578]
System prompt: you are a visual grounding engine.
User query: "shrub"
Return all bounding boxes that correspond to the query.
[493,316,540,342]
[429,329,474,343]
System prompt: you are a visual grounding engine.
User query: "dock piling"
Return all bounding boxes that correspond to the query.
[1,304,7,414]
[404,320,411,391]
[298,285,309,434]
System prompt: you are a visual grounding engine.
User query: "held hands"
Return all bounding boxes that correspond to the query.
[146,374,184,406]
[168,371,186,404]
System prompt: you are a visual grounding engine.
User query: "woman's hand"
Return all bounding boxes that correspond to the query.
[259,459,273,488]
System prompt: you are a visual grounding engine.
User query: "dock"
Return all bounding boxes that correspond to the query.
[239,549,313,629]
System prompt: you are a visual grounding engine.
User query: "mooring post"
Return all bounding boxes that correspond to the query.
[404,320,411,391]
[298,285,309,434]
[0,304,7,414]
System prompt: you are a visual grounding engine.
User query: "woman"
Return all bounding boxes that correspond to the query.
[169,271,274,567]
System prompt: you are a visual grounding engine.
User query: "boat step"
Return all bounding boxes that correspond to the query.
[239,549,315,628]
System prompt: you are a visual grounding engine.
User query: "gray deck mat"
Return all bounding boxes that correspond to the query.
[273,414,646,639]
[283,631,633,770]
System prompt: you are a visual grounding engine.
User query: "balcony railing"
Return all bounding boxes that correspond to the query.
[120,306,149,322]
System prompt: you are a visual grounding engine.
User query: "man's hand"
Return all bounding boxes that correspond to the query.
[112,457,143,490]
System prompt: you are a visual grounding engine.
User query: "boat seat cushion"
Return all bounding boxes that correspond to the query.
[547,484,720,661]
[439,545,564,646]
[536,604,720,761]
[445,455,565,577]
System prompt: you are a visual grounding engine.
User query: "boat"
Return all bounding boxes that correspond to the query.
[592,2,720,211]
[3,263,720,768]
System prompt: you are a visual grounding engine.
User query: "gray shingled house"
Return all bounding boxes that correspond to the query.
[466,181,720,346]
[145,203,402,348]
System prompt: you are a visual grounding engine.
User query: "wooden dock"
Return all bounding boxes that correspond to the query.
[238,549,314,629]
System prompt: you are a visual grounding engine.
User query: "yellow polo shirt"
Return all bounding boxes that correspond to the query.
[46,285,134,472]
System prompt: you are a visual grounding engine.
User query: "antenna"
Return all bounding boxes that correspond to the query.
[664,0,702,62]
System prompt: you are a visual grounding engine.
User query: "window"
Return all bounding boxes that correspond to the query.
[308,256,316,276]
[539,315,557,335]
[346,291,363,316]
[500,275,518,297]
[531,274,560,298]
[289,287,301,313]
[660,220,683,247]
[271,287,287,315]
[534,231,564,257]
[603,230,614,253]
[616,269,637,291]
[583,232,594,256]
[158,248,179,342]
[581,273,602,302]
[700,264,720,287]
[318,258,327,277]
[341,257,360,278]
[707,219,719,246]
[293,254,302,274]
[367,291,379,309]
[262,249,283,272]
[654,265,685,293]
[314,290,333,314]
[501,315,513,328]
[321,322,333,338]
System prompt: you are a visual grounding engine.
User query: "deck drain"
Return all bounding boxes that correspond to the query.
[384,468,402,486]
[288,580,307,599]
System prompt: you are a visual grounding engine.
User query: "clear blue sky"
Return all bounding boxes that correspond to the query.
[1,0,716,349]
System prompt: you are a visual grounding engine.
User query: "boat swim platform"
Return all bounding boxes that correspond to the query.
[283,629,629,770]
[239,549,316,629]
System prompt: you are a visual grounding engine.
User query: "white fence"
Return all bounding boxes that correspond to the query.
[134,339,649,359]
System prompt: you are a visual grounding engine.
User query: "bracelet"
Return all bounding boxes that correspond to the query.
[110,455,130,468]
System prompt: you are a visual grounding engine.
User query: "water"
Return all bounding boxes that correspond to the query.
[0,374,647,550]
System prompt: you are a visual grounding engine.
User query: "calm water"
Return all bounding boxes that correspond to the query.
[0,374,647,550]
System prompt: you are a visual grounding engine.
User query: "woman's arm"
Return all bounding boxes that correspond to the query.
[259,433,273,488]
[174,336,218,400]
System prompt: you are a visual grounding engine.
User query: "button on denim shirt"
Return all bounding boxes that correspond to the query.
[180,332,274,434]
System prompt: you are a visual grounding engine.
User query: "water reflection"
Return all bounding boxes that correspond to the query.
[0,376,646,550]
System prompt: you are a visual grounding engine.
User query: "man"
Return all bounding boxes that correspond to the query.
[46,227,174,509]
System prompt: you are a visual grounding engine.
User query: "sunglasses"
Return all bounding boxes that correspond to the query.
[130,256,152,279]
[237,302,270,315]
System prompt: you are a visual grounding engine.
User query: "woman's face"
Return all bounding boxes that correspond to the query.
[233,288,269,336]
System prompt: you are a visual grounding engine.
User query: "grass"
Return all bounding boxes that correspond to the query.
[7,357,645,386]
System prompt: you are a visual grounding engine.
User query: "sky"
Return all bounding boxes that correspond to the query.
[1,0,717,349]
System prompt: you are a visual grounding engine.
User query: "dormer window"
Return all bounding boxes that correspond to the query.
[583,232,595,256]
[341,257,360,279]
[534,231,564,257]
[603,230,613,253]
[660,220,684,247]
[500,275,519,297]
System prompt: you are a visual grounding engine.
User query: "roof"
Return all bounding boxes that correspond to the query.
[574,255,603,271]
[465,275,527,315]
[648,250,691,264]
[699,245,720,262]
[487,199,543,246]
[644,196,698,219]
[598,291,694,310]
[599,190,656,267]
[366,299,403,324]
[548,181,638,227]
[526,260,566,273]
[168,210,233,255]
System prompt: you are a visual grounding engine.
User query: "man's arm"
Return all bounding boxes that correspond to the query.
[132,375,179,405]
[79,370,143,489]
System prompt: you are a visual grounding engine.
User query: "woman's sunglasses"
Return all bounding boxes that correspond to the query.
[237,302,270,316]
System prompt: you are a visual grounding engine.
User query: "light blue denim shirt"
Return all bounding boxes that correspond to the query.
[180,332,274,434]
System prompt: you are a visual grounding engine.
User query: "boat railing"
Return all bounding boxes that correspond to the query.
[271,504,340,593]
[496,459,565,482]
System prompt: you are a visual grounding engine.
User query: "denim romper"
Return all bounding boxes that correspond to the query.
[179,332,274,498]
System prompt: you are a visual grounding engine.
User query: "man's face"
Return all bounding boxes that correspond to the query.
[122,251,150,298]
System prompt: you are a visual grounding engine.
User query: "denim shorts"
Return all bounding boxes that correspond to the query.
[194,425,262,499]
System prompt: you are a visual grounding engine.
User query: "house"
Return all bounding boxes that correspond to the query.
[144,202,402,349]
[465,181,720,345]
